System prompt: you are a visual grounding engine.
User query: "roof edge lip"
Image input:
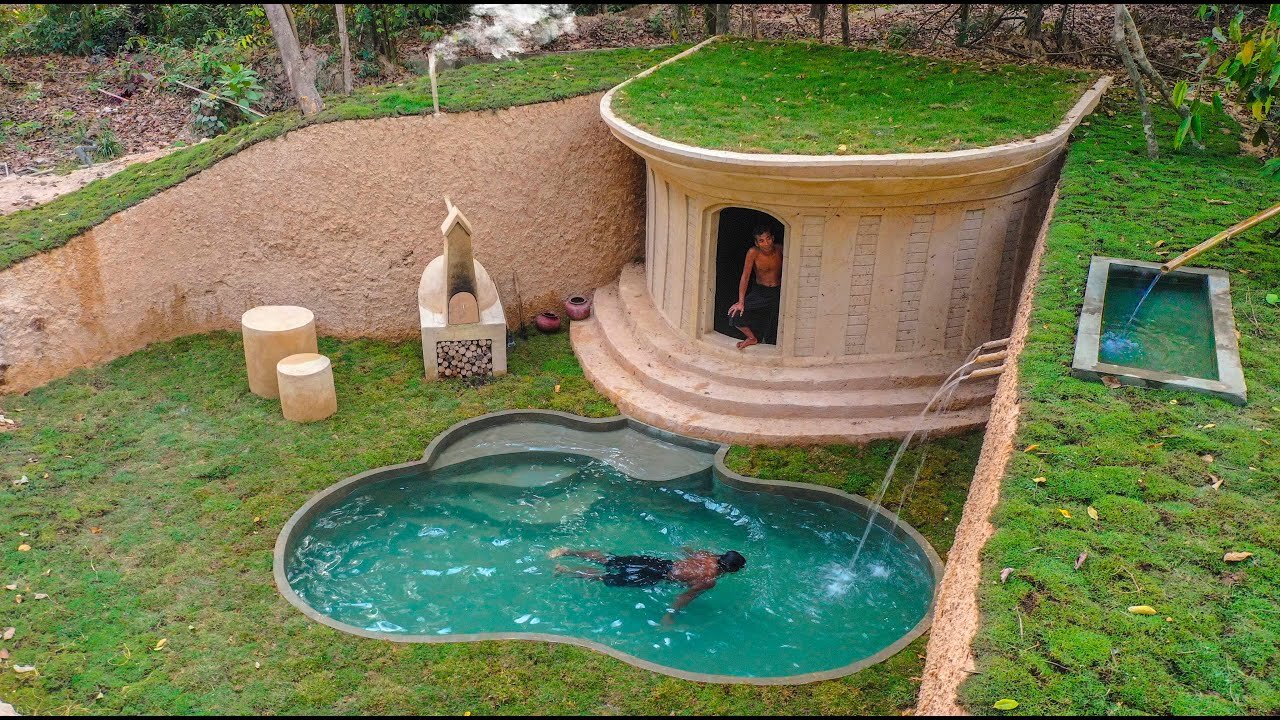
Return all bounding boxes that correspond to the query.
[601,41,1113,170]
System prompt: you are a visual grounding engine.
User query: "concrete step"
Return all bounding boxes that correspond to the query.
[592,284,991,420]
[608,263,969,391]
[571,316,991,446]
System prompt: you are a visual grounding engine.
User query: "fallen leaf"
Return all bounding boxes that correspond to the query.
[1205,198,1233,205]
[1024,444,1040,453]
[12,476,28,487]
[993,699,1019,710]
[1032,476,1047,484]
[1087,506,1100,521]
[1075,552,1088,570]
[1153,239,1165,247]
[0,649,8,660]
[13,665,35,673]
[17,544,30,552]
[1170,399,1179,405]
[32,593,47,600]
[1200,423,1216,429]
[90,527,102,534]
[837,144,848,152]
[1128,605,1157,615]
[1202,454,1214,463]
[154,638,167,651]
[1210,474,1223,489]
[3,585,14,591]
[1223,551,1254,562]
[1100,375,1122,389]
[12,596,19,604]
[17,533,27,538]
[1059,508,1072,518]
[2,628,13,640]
[254,661,261,669]
[1000,567,1014,583]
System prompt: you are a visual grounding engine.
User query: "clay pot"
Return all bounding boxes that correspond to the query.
[535,311,562,333]
[564,295,592,321]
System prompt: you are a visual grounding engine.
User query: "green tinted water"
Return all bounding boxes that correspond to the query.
[286,454,936,679]
[1099,268,1218,380]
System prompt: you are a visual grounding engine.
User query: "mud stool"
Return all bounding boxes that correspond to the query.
[241,305,317,398]
[276,353,337,422]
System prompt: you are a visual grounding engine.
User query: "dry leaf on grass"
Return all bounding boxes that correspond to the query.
[993,699,1019,710]
[1223,551,1254,562]
[32,593,46,600]
[153,638,167,651]
[1087,506,1100,521]
[1205,198,1233,205]
[16,544,29,552]
[1128,605,1157,615]
[2,628,13,640]
[1058,508,1072,518]
[1032,476,1047,484]
[1210,474,1224,489]
[1000,567,1014,583]
[1024,444,1040,452]
[1202,454,1214,463]
[1075,552,1088,570]
[13,665,35,673]
[0,649,9,660]
[3,585,14,591]
[1100,375,1123,389]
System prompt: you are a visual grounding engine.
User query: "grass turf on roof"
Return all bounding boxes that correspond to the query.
[0,44,687,272]
[611,39,1096,155]
[0,330,982,714]
[959,101,1280,715]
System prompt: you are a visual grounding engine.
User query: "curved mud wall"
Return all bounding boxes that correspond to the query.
[0,92,645,394]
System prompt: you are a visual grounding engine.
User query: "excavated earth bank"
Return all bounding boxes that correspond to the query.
[0,92,644,394]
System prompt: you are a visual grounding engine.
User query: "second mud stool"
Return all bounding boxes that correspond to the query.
[276,353,337,422]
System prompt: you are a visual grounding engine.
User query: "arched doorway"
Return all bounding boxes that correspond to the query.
[712,207,786,344]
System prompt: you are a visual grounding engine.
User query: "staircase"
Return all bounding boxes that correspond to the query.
[569,264,995,446]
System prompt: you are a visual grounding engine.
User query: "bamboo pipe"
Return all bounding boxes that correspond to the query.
[1161,200,1280,273]
[973,350,1008,365]
[980,337,1010,351]
[966,365,1006,380]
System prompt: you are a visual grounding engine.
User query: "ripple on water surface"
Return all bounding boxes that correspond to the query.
[286,455,935,678]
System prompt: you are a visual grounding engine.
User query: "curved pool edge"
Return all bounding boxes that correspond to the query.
[273,409,945,686]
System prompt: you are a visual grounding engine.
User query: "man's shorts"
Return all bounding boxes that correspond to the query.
[601,555,674,587]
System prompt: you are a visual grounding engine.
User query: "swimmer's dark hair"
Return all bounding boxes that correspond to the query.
[718,550,746,573]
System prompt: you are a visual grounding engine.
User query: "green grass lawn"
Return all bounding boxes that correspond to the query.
[0,45,686,273]
[0,331,981,714]
[611,39,1095,155]
[959,100,1280,715]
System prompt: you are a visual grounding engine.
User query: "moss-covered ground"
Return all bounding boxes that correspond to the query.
[0,44,686,273]
[0,331,981,714]
[959,100,1280,715]
[611,39,1094,155]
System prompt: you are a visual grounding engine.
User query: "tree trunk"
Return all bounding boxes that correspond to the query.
[1119,4,1203,149]
[335,4,352,94]
[750,5,758,39]
[815,4,827,41]
[715,4,732,34]
[675,4,688,40]
[841,4,850,45]
[957,4,971,46]
[1112,4,1158,158]
[265,3,325,116]
[704,4,716,34]
[1054,3,1069,49]
[1024,4,1044,40]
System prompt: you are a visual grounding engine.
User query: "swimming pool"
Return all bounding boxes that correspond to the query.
[275,411,942,684]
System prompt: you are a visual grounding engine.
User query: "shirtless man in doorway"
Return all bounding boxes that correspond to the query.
[728,225,782,349]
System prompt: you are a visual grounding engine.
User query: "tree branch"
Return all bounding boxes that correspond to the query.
[1112,4,1159,158]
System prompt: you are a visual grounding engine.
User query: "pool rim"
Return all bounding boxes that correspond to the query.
[273,409,946,686]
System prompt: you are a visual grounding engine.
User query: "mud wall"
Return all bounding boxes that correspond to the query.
[0,92,645,394]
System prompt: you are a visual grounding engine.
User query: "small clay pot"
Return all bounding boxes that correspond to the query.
[535,311,562,333]
[564,295,592,321]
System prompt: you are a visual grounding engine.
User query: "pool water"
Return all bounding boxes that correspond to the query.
[285,453,936,679]
[1099,268,1218,380]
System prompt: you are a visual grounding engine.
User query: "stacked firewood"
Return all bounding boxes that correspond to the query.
[436,339,493,377]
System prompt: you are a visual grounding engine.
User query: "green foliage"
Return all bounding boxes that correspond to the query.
[0,45,686,271]
[92,127,123,162]
[613,39,1095,154]
[959,100,1280,715]
[1184,4,1280,151]
[0,4,263,57]
[0,331,981,714]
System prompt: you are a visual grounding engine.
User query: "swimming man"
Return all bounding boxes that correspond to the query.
[551,547,746,624]
[728,224,782,349]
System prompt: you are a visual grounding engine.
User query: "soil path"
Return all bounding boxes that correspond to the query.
[0,145,185,216]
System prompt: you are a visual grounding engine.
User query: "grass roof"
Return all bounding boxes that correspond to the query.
[611,39,1096,155]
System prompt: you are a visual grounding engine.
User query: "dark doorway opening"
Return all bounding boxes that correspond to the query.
[713,208,785,344]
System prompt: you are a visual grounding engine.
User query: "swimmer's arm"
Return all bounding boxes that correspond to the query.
[662,580,715,625]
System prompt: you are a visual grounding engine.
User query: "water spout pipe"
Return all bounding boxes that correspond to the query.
[429,51,441,115]
[1160,200,1280,273]
[966,365,1006,381]
[973,350,1008,365]
[980,337,1011,351]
